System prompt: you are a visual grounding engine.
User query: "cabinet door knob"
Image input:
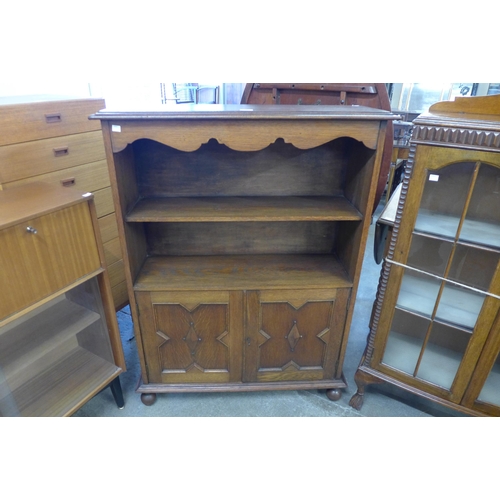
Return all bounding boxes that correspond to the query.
[26,226,37,234]
[246,337,251,346]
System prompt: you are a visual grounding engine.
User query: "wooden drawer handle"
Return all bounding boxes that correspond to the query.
[45,113,62,123]
[61,177,76,187]
[53,147,69,157]
[26,226,38,234]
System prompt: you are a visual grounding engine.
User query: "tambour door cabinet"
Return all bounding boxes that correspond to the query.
[0,96,127,310]
[350,95,500,416]
[0,182,126,417]
[92,104,398,405]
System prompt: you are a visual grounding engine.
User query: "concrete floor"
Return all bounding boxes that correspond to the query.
[74,201,463,417]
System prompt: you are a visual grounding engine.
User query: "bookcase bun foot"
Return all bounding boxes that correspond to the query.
[325,388,342,401]
[140,393,157,406]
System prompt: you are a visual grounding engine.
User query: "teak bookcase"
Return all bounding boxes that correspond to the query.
[0,183,125,416]
[93,104,397,405]
[350,95,500,416]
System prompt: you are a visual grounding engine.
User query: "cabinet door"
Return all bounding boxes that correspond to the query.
[461,305,500,415]
[373,146,500,403]
[135,291,244,384]
[0,202,101,319]
[244,289,350,383]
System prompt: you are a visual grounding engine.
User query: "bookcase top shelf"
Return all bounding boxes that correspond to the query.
[91,104,400,121]
[94,105,399,153]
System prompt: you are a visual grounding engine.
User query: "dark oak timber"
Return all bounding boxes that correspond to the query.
[93,104,397,405]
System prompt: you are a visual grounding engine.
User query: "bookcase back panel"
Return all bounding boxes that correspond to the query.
[132,138,372,198]
[145,221,338,256]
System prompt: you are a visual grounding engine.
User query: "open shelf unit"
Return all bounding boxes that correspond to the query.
[93,104,397,405]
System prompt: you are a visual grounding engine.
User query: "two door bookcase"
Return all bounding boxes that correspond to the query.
[93,104,396,405]
[350,95,500,416]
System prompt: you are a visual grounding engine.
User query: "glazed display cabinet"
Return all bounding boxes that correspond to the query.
[93,104,397,405]
[350,95,500,416]
[0,183,126,417]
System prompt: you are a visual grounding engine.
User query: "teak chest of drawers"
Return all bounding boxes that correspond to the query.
[0,96,127,310]
[0,182,125,416]
[93,104,398,405]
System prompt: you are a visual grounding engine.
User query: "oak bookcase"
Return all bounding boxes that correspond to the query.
[93,104,397,405]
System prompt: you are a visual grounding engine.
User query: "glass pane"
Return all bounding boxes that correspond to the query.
[478,352,500,406]
[396,268,442,318]
[417,322,471,390]
[382,308,430,375]
[0,278,116,417]
[407,234,453,277]
[435,282,485,330]
[399,83,452,113]
[460,163,500,249]
[414,162,476,239]
[487,84,500,96]
[448,244,498,293]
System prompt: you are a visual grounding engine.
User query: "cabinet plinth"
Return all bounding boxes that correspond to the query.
[351,95,500,416]
[93,104,397,404]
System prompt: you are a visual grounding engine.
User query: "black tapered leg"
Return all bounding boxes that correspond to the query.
[109,377,125,409]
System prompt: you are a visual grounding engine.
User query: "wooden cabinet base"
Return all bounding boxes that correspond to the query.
[349,365,486,416]
[136,375,348,405]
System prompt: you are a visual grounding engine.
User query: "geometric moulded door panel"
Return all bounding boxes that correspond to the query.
[135,290,243,385]
[245,289,349,384]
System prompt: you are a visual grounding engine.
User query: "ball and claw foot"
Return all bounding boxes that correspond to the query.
[141,393,157,406]
[349,391,364,410]
[325,388,342,402]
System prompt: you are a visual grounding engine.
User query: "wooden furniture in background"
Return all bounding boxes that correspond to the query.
[0,96,127,310]
[93,103,397,405]
[350,95,500,416]
[240,83,394,212]
[0,183,126,417]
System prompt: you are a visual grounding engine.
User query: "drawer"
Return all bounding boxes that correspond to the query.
[0,131,105,183]
[112,280,129,310]
[97,213,119,244]
[0,98,104,147]
[103,237,123,267]
[93,187,115,218]
[107,260,125,288]
[2,159,111,194]
[0,201,101,319]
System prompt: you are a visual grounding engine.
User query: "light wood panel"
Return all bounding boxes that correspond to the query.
[0,131,105,183]
[0,98,104,147]
[0,199,101,319]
